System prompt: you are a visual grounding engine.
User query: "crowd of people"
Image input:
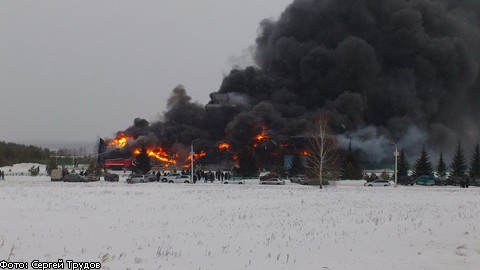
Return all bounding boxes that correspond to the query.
[151,169,233,183]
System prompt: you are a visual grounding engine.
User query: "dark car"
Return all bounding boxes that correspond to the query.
[104,173,119,182]
[299,178,321,186]
[260,178,285,185]
[398,176,415,186]
[447,176,466,186]
[435,177,447,186]
[86,174,100,182]
[63,173,88,182]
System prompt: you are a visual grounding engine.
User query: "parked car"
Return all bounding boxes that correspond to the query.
[104,172,119,182]
[126,174,147,184]
[63,173,88,182]
[161,173,181,183]
[290,175,308,184]
[167,175,192,183]
[145,172,158,182]
[415,175,435,186]
[299,178,321,185]
[435,177,447,186]
[86,174,100,182]
[223,178,244,184]
[398,175,414,186]
[447,176,467,186]
[364,180,391,187]
[260,178,285,185]
[260,172,280,181]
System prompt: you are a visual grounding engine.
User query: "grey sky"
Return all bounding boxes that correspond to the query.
[0,0,292,144]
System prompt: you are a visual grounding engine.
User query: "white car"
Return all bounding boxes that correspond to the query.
[290,175,308,184]
[364,180,391,187]
[126,174,147,184]
[223,178,244,184]
[161,173,181,183]
[260,178,285,185]
[167,175,192,183]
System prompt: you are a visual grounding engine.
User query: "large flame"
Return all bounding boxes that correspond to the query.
[109,133,132,148]
[218,143,231,150]
[253,126,270,147]
[182,151,207,168]
[134,147,177,164]
[186,150,207,161]
[134,146,206,168]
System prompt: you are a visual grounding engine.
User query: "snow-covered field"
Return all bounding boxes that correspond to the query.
[1,165,479,270]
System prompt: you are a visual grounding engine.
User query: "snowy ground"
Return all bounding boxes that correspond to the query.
[1,167,479,269]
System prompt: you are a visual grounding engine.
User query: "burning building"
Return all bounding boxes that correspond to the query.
[103,0,480,169]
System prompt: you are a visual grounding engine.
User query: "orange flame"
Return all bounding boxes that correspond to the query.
[186,151,207,161]
[182,151,206,168]
[301,149,310,156]
[133,147,177,164]
[109,133,132,148]
[253,126,270,147]
[218,143,231,150]
[134,147,206,168]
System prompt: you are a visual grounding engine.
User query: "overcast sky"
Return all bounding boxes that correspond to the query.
[0,0,292,145]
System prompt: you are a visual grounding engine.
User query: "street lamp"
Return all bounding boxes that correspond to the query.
[390,141,399,186]
[191,138,200,183]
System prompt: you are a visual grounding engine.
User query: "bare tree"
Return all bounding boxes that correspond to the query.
[305,113,338,189]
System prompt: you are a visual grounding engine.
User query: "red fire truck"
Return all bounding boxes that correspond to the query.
[104,158,133,170]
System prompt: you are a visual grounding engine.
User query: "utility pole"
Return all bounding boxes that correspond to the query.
[191,138,199,183]
[391,141,399,186]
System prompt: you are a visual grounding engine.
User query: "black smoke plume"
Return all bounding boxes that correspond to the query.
[111,0,480,165]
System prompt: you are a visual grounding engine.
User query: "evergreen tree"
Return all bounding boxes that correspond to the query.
[86,159,102,176]
[413,146,433,178]
[236,146,258,177]
[46,157,58,176]
[134,145,152,174]
[469,144,480,179]
[436,152,447,179]
[381,170,390,180]
[450,141,467,177]
[397,149,409,183]
[341,143,363,180]
[29,165,40,176]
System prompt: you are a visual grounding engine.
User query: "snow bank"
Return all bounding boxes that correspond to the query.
[0,177,479,270]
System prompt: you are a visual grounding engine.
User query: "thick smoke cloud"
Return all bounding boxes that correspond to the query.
[114,0,480,164]
[216,0,480,161]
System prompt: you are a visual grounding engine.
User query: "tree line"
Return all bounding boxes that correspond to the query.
[336,140,480,185]
[396,142,480,184]
[0,141,51,167]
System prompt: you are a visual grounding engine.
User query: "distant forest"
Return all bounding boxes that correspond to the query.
[0,141,51,167]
